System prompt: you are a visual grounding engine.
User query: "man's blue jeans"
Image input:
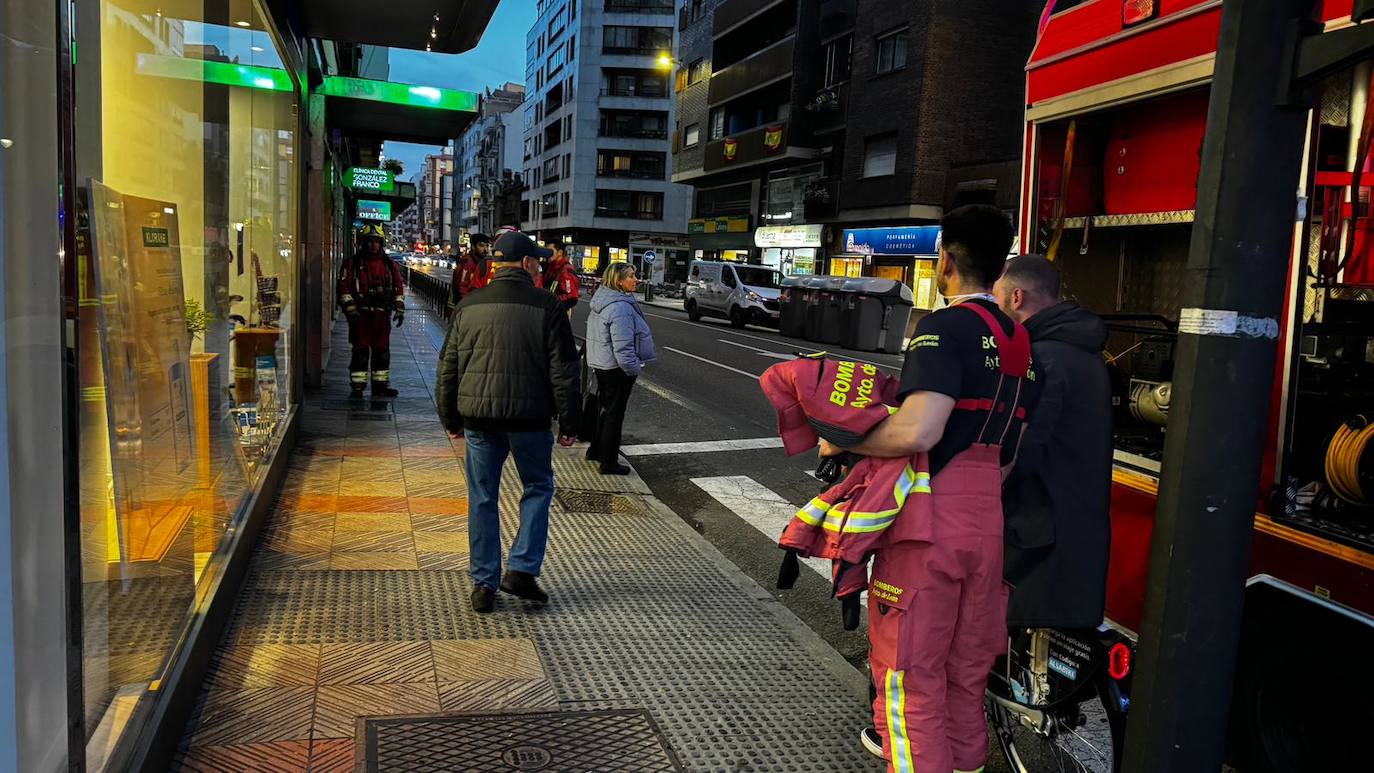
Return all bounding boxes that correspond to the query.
[463,429,555,590]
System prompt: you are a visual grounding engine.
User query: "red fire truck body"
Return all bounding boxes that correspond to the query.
[1023,2,1373,764]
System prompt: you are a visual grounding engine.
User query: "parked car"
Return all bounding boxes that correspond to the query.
[684,260,783,328]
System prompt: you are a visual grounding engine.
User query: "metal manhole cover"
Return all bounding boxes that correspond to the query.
[555,490,614,513]
[362,709,683,772]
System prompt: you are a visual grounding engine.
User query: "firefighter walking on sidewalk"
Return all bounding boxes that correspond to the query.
[340,223,405,397]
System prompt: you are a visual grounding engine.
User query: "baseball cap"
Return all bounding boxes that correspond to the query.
[491,230,553,263]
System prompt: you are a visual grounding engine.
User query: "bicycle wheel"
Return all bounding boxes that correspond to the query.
[989,687,1121,773]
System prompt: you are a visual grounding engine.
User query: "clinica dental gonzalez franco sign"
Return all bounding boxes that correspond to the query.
[356,200,392,222]
[346,167,395,194]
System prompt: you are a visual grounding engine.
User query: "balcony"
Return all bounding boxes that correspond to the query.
[703,121,790,173]
[599,126,669,140]
[806,83,848,134]
[713,0,786,36]
[606,0,675,13]
[708,35,795,106]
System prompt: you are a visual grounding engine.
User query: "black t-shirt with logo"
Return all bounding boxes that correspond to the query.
[898,298,1039,475]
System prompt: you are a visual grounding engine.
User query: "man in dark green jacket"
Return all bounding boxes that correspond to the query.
[436,230,581,613]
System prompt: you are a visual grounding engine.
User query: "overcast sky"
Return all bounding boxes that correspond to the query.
[382,1,533,178]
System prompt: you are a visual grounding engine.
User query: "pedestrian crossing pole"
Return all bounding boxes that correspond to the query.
[1121,1,1374,770]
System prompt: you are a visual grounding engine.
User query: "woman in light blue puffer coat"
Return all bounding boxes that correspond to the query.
[585,262,657,475]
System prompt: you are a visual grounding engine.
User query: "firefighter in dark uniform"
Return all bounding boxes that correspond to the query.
[339,223,405,397]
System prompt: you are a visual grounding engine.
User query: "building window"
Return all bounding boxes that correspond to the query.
[564,153,572,177]
[824,35,852,87]
[543,156,561,184]
[596,189,665,220]
[562,191,571,215]
[875,29,908,75]
[684,123,701,147]
[600,110,669,139]
[687,58,705,85]
[597,150,666,179]
[862,133,898,177]
[603,25,674,55]
[606,69,668,97]
[709,108,725,140]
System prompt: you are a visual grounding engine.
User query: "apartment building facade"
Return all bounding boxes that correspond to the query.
[521,0,691,277]
[672,0,1037,310]
[455,83,527,241]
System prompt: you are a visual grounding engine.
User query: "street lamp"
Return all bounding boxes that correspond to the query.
[656,53,680,70]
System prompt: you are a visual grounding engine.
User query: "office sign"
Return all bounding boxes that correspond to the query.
[345,167,395,193]
[688,216,750,234]
[356,200,392,221]
[754,224,823,248]
[840,225,941,256]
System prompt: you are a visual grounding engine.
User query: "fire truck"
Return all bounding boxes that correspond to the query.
[1017,1,1374,770]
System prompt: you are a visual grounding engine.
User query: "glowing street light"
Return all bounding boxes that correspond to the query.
[656,53,677,70]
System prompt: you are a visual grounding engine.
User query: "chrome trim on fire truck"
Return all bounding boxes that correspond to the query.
[1063,210,1196,229]
[1245,574,1374,628]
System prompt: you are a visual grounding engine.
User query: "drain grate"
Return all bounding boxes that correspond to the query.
[554,490,614,513]
[362,709,682,772]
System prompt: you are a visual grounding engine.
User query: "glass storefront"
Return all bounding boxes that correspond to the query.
[72,1,300,765]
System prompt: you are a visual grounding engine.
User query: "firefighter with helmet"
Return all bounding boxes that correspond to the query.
[339,223,405,397]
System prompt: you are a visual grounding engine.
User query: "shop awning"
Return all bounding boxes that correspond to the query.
[272,0,499,54]
[315,76,479,145]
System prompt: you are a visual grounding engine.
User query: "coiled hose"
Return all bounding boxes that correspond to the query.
[1325,417,1374,504]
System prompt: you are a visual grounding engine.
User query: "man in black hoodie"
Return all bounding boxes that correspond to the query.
[994,255,1113,628]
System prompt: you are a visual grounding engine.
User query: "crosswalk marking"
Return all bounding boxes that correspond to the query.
[621,437,785,457]
[689,476,828,579]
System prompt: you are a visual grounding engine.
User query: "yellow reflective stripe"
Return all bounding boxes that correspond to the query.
[796,498,830,527]
[887,669,913,773]
[350,372,368,383]
[373,371,389,380]
[954,768,985,773]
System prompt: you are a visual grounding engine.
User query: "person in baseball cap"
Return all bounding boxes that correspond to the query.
[436,227,578,614]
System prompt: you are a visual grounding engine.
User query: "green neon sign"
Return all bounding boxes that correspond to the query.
[357,200,392,221]
[136,53,293,92]
[345,167,395,193]
[316,76,478,112]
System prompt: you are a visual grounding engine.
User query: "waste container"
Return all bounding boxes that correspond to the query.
[779,276,810,339]
[804,277,848,344]
[839,278,915,353]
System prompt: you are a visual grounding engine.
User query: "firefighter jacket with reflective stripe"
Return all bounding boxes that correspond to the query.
[543,257,580,312]
[339,252,404,313]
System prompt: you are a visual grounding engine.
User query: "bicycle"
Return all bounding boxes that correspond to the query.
[809,455,1134,773]
[986,625,1134,772]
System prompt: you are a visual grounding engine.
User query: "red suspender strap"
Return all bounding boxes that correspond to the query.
[958,301,1031,377]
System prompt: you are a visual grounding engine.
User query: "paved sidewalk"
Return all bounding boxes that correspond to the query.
[172,296,878,772]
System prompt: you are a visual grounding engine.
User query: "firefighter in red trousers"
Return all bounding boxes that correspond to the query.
[543,242,580,314]
[821,205,1035,773]
[339,223,405,397]
[446,233,491,317]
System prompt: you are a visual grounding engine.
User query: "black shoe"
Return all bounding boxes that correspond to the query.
[860,727,884,759]
[584,446,597,461]
[349,386,366,398]
[470,585,495,614]
[599,463,632,476]
[372,384,399,398]
[499,570,549,604]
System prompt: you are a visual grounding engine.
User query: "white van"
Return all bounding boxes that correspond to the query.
[685,260,783,328]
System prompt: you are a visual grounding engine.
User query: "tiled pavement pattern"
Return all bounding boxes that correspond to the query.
[173,295,878,772]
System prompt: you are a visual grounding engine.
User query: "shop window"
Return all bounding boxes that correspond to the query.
[875,28,908,75]
[863,133,898,177]
[72,0,300,759]
[684,123,701,147]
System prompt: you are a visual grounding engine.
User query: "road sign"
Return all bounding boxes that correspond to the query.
[643,250,657,263]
